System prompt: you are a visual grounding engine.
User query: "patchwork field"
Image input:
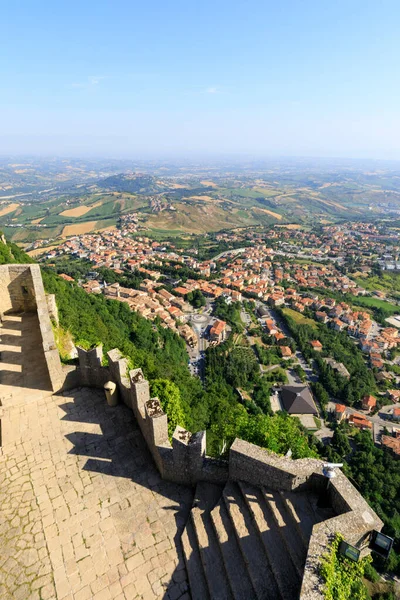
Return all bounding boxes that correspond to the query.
[253,207,283,220]
[0,203,20,216]
[200,180,219,187]
[144,199,280,235]
[3,163,400,243]
[59,201,102,217]
[62,221,98,237]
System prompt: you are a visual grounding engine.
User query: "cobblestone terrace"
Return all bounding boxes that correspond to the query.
[0,387,193,600]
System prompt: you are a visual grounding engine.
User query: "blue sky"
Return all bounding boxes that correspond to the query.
[1,0,400,159]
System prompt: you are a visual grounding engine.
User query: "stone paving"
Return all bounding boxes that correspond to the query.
[0,387,193,600]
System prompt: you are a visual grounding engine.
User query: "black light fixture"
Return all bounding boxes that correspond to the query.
[369,531,394,560]
[338,540,361,562]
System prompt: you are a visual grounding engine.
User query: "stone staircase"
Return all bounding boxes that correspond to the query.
[182,480,332,600]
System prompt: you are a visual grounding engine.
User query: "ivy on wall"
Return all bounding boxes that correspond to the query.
[320,533,370,600]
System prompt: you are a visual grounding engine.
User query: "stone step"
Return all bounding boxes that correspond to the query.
[280,491,318,547]
[223,481,281,600]
[262,488,306,578]
[181,518,210,600]
[211,499,256,600]
[239,482,300,600]
[191,507,233,600]
[193,481,223,512]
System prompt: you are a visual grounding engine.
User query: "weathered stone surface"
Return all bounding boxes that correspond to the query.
[0,388,192,599]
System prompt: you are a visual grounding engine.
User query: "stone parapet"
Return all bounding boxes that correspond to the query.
[76,345,109,389]
[0,264,63,391]
[230,438,321,491]
[71,345,382,600]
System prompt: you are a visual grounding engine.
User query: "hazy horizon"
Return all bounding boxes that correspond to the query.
[2,0,400,160]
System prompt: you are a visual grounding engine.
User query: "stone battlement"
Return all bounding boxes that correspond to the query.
[72,344,383,599]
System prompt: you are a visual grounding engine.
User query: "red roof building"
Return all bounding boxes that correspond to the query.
[362,395,377,413]
[335,404,346,423]
[310,340,323,351]
[349,414,372,431]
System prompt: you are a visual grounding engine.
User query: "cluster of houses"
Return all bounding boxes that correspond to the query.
[262,287,400,366]
[258,314,294,360]
[42,230,216,278]
[76,277,199,348]
[65,273,230,349]
[335,395,378,432]
[172,280,242,302]
[335,395,400,457]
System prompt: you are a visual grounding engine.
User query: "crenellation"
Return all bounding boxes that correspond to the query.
[130,368,150,418]
[145,398,169,446]
[77,345,108,388]
[107,349,131,407]
[171,426,193,483]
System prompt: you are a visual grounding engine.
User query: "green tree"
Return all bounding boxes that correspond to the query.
[187,289,206,309]
[150,379,186,438]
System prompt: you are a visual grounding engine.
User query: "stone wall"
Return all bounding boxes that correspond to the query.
[46,293,59,325]
[70,344,383,600]
[0,265,37,314]
[0,266,11,315]
[0,264,64,391]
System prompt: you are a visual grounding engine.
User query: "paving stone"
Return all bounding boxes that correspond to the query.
[0,383,192,600]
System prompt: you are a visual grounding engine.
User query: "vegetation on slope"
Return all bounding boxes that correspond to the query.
[0,232,33,264]
[320,534,371,600]
[204,336,319,458]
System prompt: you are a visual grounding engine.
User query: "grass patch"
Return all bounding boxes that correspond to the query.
[355,272,400,293]
[314,417,322,429]
[282,308,318,330]
[347,295,398,315]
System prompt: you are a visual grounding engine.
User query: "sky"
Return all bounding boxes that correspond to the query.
[1,0,400,160]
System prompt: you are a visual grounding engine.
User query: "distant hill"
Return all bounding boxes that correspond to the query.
[97,173,163,194]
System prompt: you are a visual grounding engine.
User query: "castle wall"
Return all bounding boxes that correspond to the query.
[0,265,36,314]
[0,264,63,391]
[0,266,12,315]
[70,344,383,600]
[46,294,59,325]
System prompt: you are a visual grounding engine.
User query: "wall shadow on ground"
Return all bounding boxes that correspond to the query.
[0,313,52,393]
[59,388,194,600]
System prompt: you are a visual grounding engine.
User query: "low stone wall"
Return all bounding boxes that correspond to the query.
[68,345,383,600]
[29,265,64,391]
[230,438,321,491]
